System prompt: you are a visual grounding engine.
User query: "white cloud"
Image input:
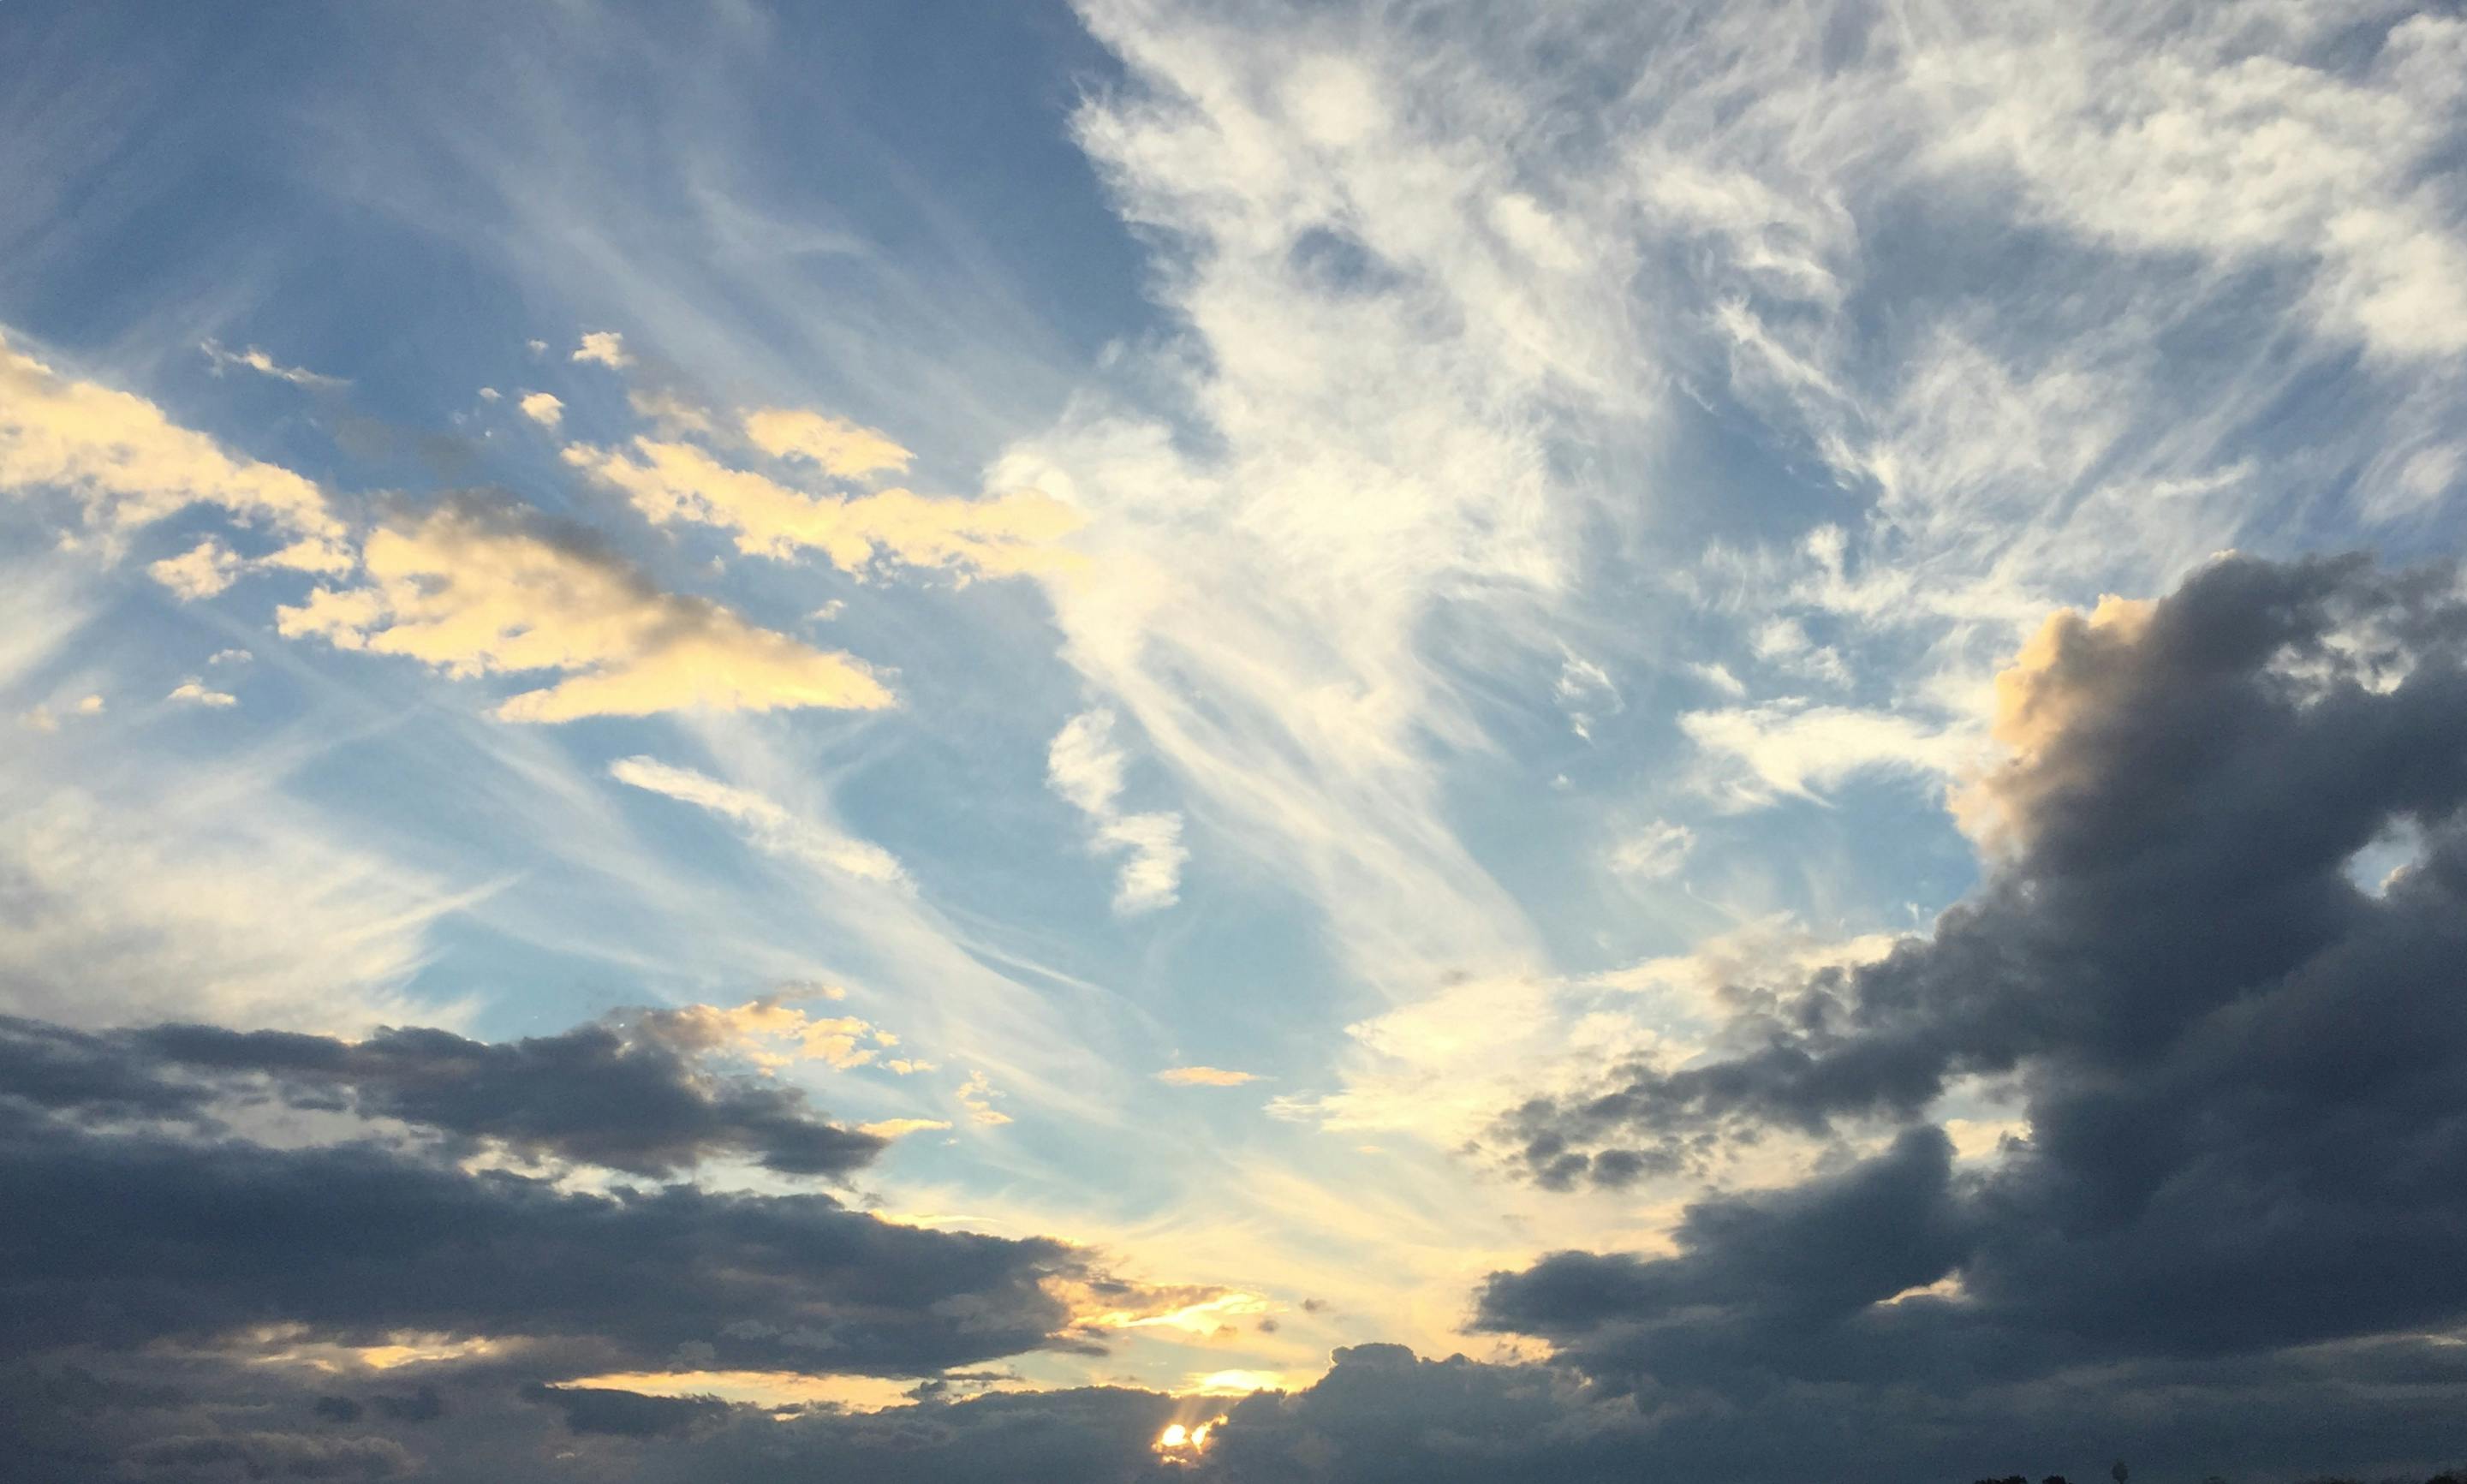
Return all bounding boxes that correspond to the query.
[200,338,346,390]
[166,676,238,709]
[1046,708,1186,915]
[1606,820,1694,880]
[1552,653,1620,739]
[608,754,906,886]
[1680,702,1983,807]
[519,391,563,427]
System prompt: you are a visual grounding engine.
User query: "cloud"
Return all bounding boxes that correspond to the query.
[277,503,891,723]
[0,1002,889,1178]
[164,677,238,709]
[200,338,347,390]
[857,1117,952,1140]
[563,436,1077,576]
[610,755,906,885]
[0,328,351,579]
[517,391,563,427]
[1484,556,2467,1403]
[569,331,634,370]
[1155,1067,1260,1088]
[1046,709,1186,915]
[146,539,244,600]
[0,1104,1082,1379]
[956,1070,1010,1127]
[741,407,912,478]
[1679,702,1982,806]
[1606,821,1692,880]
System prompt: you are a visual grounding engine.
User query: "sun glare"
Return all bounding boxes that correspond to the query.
[1153,1415,1225,1464]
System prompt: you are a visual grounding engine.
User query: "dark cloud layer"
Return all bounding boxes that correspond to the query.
[0,1004,884,1178]
[0,1106,1074,1377]
[1480,556,2467,1411]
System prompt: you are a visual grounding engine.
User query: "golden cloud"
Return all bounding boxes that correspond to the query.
[1155,1066,1260,1087]
[0,329,351,582]
[564,436,1081,577]
[276,504,891,723]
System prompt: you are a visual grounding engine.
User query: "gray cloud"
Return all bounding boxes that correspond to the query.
[0,1004,885,1179]
[0,1106,1076,1377]
[1481,554,2467,1401]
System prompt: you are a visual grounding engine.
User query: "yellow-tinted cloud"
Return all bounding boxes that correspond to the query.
[856,1117,952,1140]
[1953,592,2159,849]
[0,329,351,581]
[957,1069,1011,1126]
[565,436,1080,577]
[518,391,564,428]
[642,995,904,1072]
[571,331,634,369]
[741,407,912,478]
[276,504,891,723]
[1155,1066,1260,1087]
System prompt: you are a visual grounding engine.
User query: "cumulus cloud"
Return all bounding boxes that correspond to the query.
[0,328,351,579]
[277,503,891,723]
[1484,556,2467,1410]
[1046,708,1187,915]
[517,391,563,427]
[569,331,634,369]
[164,676,238,709]
[563,436,1077,576]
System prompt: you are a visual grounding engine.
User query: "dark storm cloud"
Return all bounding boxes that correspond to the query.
[1482,555,2467,1394]
[0,1106,1077,1377]
[0,1002,885,1178]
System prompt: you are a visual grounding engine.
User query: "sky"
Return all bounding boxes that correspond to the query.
[3,1,2467,1481]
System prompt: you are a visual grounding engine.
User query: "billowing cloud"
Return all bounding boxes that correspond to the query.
[563,436,1078,576]
[517,391,563,427]
[1046,708,1186,915]
[1483,556,2467,1404]
[277,504,891,723]
[0,329,351,580]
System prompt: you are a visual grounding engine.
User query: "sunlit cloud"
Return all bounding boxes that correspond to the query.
[277,504,892,722]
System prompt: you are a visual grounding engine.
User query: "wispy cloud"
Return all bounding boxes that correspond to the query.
[1046,708,1186,915]
[608,754,906,885]
[200,337,346,389]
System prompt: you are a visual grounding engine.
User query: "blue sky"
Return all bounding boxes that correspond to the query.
[6,1,2467,1475]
